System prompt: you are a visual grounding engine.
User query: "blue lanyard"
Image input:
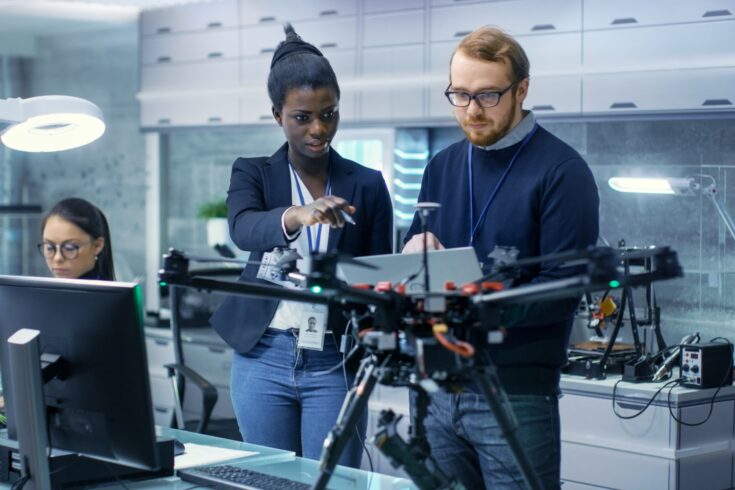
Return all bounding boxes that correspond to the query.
[290,164,331,253]
[468,123,538,245]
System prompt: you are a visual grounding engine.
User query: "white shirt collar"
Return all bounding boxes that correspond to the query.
[475,110,536,151]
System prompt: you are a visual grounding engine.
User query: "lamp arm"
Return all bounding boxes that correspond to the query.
[704,189,735,242]
[0,98,23,124]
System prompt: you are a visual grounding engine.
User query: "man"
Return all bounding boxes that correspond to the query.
[305,316,318,333]
[403,26,599,489]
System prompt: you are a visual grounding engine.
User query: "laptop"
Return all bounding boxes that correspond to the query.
[336,247,483,293]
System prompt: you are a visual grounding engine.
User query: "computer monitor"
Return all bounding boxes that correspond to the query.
[0,275,160,472]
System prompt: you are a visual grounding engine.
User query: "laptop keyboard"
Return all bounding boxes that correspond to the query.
[178,464,311,490]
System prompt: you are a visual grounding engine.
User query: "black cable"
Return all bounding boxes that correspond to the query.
[102,461,131,490]
[48,453,81,476]
[612,378,679,419]
[336,321,374,477]
[483,448,525,490]
[10,475,29,490]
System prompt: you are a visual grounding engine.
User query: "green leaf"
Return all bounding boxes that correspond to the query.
[196,199,228,218]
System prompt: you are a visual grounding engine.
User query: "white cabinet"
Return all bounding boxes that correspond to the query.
[240,54,271,90]
[583,21,735,73]
[141,29,239,65]
[584,0,735,30]
[240,17,357,57]
[141,59,239,91]
[240,90,275,124]
[144,330,177,427]
[428,79,452,119]
[141,94,240,128]
[430,0,582,42]
[138,0,735,128]
[361,45,425,121]
[525,75,581,115]
[238,0,357,26]
[363,10,425,47]
[365,0,425,14]
[363,44,425,77]
[141,0,238,35]
[583,67,735,114]
[559,375,735,490]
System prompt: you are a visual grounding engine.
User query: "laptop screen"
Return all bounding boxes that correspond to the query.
[336,247,483,292]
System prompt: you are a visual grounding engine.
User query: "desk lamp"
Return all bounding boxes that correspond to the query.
[609,175,735,241]
[0,96,105,152]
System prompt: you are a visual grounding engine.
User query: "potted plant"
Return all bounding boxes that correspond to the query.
[197,199,230,248]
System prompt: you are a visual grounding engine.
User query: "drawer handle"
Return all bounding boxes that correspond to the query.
[260,47,275,54]
[615,401,645,411]
[319,9,338,16]
[454,30,472,38]
[531,24,556,32]
[208,116,223,123]
[259,114,272,120]
[156,27,171,34]
[320,42,338,49]
[702,9,732,18]
[702,99,733,106]
[154,339,169,346]
[611,17,638,25]
[209,347,226,353]
[154,406,169,413]
[259,15,276,22]
[157,118,171,125]
[610,102,637,109]
[207,21,223,29]
[208,52,223,58]
[157,56,172,63]
[531,104,555,111]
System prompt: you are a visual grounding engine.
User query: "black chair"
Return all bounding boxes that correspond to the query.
[166,264,243,439]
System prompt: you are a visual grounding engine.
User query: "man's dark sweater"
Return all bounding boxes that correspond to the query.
[405,124,599,394]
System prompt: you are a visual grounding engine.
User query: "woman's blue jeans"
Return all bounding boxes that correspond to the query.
[230,328,367,468]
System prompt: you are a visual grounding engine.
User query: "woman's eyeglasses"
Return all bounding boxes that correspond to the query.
[37,240,92,260]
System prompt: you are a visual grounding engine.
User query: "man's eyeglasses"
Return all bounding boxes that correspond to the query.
[445,81,519,108]
[37,240,92,260]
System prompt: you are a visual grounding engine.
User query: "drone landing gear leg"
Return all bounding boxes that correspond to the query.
[474,366,544,490]
[312,359,379,490]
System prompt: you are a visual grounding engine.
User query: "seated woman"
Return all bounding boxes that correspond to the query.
[38,197,115,280]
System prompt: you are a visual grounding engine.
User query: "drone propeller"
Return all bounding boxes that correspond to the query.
[181,253,261,267]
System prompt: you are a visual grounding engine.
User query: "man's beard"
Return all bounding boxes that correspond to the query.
[460,96,518,147]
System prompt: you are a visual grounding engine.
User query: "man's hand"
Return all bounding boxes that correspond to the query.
[402,232,445,253]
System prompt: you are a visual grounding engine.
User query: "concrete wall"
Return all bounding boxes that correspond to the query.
[14,25,145,281]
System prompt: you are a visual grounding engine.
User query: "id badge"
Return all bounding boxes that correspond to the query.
[297,304,328,351]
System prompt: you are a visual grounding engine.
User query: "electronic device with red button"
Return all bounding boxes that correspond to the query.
[681,342,733,389]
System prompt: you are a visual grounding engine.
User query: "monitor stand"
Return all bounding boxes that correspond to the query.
[0,438,174,489]
[1,329,174,489]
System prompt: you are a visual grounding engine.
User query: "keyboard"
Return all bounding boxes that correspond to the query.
[178,464,312,490]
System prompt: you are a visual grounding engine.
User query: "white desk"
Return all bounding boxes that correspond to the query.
[560,374,735,490]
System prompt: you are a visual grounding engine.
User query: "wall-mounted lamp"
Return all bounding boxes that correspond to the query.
[0,96,105,152]
[609,175,735,241]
